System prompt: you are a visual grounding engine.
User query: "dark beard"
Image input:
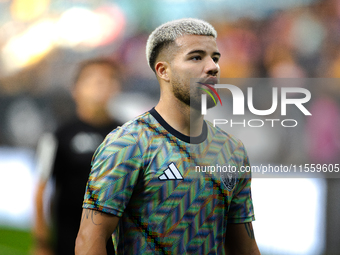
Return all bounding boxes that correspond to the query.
[172,79,217,111]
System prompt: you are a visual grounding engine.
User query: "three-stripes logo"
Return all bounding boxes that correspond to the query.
[197,82,223,106]
[158,163,183,181]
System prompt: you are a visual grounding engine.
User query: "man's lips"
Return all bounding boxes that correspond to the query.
[202,77,218,85]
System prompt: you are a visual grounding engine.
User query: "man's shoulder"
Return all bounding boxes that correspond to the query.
[205,120,245,148]
[101,111,154,146]
[55,116,80,131]
[205,121,249,167]
[54,117,119,144]
[92,111,155,163]
[53,117,85,141]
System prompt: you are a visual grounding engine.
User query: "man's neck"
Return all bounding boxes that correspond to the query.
[76,107,112,127]
[155,98,204,137]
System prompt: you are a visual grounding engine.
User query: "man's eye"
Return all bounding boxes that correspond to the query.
[191,56,201,61]
[212,57,219,63]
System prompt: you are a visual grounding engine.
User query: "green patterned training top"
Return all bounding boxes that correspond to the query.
[83,108,255,255]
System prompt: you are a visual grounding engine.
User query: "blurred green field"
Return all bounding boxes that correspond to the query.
[0,227,32,255]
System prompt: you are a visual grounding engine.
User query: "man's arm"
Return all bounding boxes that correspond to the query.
[75,209,119,255]
[76,132,142,254]
[33,180,54,255]
[33,133,58,255]
[225,222,260,255]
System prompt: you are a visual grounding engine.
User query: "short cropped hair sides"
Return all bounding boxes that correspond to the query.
[146,18,217,72]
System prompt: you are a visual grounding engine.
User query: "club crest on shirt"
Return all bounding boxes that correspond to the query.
[220,170,237,191]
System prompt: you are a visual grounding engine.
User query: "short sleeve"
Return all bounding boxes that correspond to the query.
[82,131,143,217]
[35,133,58,182]
[227,142,255,223]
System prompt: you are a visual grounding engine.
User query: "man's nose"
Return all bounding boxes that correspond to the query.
[205,58,219,76]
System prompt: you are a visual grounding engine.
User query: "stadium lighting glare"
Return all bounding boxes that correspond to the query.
[55,6,125,48]
[1,19,55,73]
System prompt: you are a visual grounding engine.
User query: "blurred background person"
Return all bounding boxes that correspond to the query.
[33,58,122,255]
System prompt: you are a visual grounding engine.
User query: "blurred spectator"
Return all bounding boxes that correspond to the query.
[33,58,122,255]
[216,19,261,78]
[306,94,340,164]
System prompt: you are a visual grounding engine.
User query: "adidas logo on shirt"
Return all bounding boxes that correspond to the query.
[158,163,183,181]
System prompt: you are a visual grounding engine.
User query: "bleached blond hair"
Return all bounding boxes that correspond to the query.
[146,18,217,72]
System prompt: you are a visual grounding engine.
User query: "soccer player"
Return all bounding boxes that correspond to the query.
[34,58,121,255]
[75,18,260,255]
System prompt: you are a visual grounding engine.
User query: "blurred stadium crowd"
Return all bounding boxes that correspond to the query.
[0,0,339,163]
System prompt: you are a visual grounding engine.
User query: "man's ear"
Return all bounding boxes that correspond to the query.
[71,85,77,101]
[155,61,170,82]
